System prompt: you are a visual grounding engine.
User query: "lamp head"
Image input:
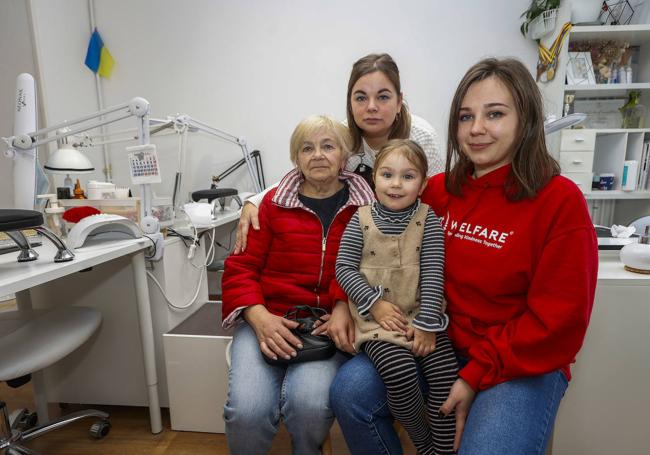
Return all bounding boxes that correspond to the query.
[544,113,587,135]
[44,133,94,174]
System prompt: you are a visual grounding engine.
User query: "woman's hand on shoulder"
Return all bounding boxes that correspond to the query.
[411,327,436,357]
[234,202,260,254]
[312,301,355,354]
[440,378,476,452]
[369,300,408,334]
[243,305,301,361]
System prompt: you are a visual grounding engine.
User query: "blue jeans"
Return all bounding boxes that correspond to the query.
[224,322,346,455]
[330,353,568,455]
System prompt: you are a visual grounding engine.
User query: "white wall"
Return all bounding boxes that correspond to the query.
[0,0,38,207]
[2,0,537,205]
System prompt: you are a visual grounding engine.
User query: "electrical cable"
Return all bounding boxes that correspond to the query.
[144,220,215,310]
[146,267,204,310]
[142,234,156,259]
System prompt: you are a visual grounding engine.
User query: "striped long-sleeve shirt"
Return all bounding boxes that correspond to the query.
[336,200,448,332]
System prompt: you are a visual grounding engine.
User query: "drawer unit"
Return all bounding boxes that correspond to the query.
[561,172,593,194]
[559,151,594,173]
[560,129,596,152]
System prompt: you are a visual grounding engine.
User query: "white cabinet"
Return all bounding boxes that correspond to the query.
[555,24,650,225]
[559,128,650,224]
[551,255,650,455]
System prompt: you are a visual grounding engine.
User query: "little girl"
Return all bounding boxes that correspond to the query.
[336,139,457,455]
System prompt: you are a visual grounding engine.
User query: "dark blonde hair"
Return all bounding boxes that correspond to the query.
[373,139,428,181]
[346,53,411,153]
[289,115,352,164]
[446,58,560,200]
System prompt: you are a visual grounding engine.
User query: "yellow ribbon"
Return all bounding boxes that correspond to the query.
[537,22,572,81]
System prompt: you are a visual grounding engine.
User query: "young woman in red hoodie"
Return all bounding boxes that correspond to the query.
[330,58,598,454]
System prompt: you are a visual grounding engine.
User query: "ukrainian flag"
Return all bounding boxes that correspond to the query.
[84,28,115,78]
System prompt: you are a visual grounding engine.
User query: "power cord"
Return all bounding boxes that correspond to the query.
[144,213,216,310]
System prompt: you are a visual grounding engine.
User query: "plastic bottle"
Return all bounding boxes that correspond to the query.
[73,179,87,199]
[618,65,627,84]
[626,65,633,84]
[609,63,617,84]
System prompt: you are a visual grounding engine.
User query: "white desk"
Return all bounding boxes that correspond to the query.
[551,253,650,454]
[0,238,163,434]
[172,206,241,237]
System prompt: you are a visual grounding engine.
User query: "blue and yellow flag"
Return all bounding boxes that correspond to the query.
[84,28,115,78]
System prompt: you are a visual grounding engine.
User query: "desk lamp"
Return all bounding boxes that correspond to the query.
[157,114,263,214]
[2,83,154,226]
[544,112,587,134]
[43,132,95,192]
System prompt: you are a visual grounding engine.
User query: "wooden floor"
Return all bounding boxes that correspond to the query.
[0,299,416,454]
[1,368,417,455]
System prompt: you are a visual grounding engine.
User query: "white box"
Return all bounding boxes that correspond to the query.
[164,302,232,433]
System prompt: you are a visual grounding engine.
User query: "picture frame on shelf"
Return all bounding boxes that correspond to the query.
[567,52,597,85]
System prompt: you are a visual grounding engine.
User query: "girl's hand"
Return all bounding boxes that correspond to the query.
[412,328,436,357]
[233,202,260,254]
[439,378,476,452]
[243,305,301,361]
[369,300,408,334]
[312,301,356,354]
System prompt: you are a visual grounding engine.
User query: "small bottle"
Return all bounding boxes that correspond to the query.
[626,65,633,84]
[618,65,627,84]
[608,63,617,84]
[73,178,87,199]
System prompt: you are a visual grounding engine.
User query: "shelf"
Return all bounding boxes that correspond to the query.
[566,83,650,97]
[585,190,650,200]
[581,128,650,135]
[570,24,650,46]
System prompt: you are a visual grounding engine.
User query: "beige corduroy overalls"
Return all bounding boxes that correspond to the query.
[349,203,429,351]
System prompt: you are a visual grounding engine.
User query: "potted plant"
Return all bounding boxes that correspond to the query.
[520,0,562,39]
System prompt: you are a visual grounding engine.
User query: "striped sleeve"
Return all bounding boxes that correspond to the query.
[412,209,448,332]
[335,211,383,317]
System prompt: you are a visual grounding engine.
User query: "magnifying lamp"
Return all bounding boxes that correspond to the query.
[544,113,587,134]
[43,132,95,191]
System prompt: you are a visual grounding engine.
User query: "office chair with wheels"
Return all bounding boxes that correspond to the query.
[0,306,111,454]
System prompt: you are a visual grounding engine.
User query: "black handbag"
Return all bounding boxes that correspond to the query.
[263,305,337,366]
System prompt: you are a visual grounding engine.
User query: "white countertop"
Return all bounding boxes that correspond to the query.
[0,238,150,296]
[171,207,240,236]
[598,252,650,285]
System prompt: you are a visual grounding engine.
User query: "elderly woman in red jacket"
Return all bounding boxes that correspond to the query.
[221,114,374,455]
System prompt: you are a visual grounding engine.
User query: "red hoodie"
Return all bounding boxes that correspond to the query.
[421,165,598,391]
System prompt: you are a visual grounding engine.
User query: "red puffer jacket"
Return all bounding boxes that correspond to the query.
[222,169,374,327]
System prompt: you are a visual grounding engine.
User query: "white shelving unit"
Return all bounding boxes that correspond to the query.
[558,24,650,226]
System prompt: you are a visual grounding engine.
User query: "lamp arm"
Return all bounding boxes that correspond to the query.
[5,97,150,151]
[238,139,263,193]
[174,115,263,193]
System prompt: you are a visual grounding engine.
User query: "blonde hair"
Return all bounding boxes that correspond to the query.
[373,139,428,181]
[289,115,353,164]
